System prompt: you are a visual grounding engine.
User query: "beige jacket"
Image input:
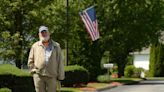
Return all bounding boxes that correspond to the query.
[28,40,65,80]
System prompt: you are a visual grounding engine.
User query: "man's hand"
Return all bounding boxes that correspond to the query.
[31,68,37,74]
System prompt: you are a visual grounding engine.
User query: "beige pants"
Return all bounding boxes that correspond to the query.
[33,74,57,92]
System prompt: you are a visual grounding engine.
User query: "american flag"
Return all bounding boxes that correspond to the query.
[79,6,100,41]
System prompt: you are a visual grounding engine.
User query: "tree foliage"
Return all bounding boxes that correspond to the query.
[149,42,164,77]
[0,0,66,68]
[0,0,164,79]
[95,0,164,77]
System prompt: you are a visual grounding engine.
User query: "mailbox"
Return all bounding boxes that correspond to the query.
[103,63,114,69]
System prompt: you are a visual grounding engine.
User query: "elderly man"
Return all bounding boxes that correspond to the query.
[28,26,65,92]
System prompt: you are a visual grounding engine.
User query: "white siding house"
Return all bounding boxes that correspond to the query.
[132,48,150,70]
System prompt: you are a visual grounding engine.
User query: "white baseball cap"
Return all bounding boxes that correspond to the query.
[39,26,48,33]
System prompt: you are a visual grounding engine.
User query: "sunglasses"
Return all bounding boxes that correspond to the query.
[41,30,47,33]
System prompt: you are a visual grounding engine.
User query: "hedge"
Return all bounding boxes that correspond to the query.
[0,88,11,92]
[0,64,35,92]
[61,65,89,86]
[0,64,89,91]
[0,64,30,76]
[97,75,111,83]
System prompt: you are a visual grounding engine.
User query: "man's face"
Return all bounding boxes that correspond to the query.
[41,30,48,38]
[39,30,50,42]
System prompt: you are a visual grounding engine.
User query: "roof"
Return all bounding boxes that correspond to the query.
[131,48,150,55]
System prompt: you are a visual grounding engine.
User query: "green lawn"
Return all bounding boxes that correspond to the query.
[58,88,82,92]
[87,83,109,89]
[58,78,143,92]
[146,77,164,80]
[110,78,142,84]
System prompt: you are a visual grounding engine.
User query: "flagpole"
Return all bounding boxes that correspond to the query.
[66,0,69,66]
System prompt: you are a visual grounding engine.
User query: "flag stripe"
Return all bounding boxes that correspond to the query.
[82,14,96,40]
[93,21,98,39]
[80,14,95,40]
[79,6,100,41]
[95,20,99,38]
[84,11,97,40]
[83,13,97,40]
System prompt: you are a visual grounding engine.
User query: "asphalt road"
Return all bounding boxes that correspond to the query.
[99,79,164,92]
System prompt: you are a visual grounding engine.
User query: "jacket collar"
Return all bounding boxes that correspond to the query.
[38,39,57,47]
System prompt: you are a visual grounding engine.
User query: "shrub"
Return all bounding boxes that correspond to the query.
[144,70,150,77]
[124,65,144,78]
[0,64,35,92]
[124,65,135,78]
[61,65,89,86]
[97,75,111,83]
[0,88,11,92]
[0,64,89,91]
[0,64,30,76]
[132,67,144,78]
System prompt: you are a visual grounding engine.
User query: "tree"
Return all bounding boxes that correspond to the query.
[149,42,164,77]
[0,31,21,63]
[0,0,66,68]
[63,0,107,80]
[0,0,164,79]
[65,0,164,78]
[95,0,164,77]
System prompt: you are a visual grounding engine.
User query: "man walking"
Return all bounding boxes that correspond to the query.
[28,26,65,92]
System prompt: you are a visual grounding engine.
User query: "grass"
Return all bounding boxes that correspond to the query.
[87,83,109,89]
[59,78,142,92]
[64,65,88,72]
[146,77,164,80]
[110,78,142,84]
[58,87,82,92]
[59,78,142,91]
[0,64,30,76]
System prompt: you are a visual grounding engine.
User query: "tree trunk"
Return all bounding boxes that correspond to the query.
[117,63,126,78]
[115,53,128,78]
[14,10,23,69]
[16,59,22,69]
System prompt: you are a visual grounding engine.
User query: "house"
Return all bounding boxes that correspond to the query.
[132,48,150,70]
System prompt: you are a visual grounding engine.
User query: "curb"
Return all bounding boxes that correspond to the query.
[96,85,117,91]
[124,81,140,85]
[96,80,142,91]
